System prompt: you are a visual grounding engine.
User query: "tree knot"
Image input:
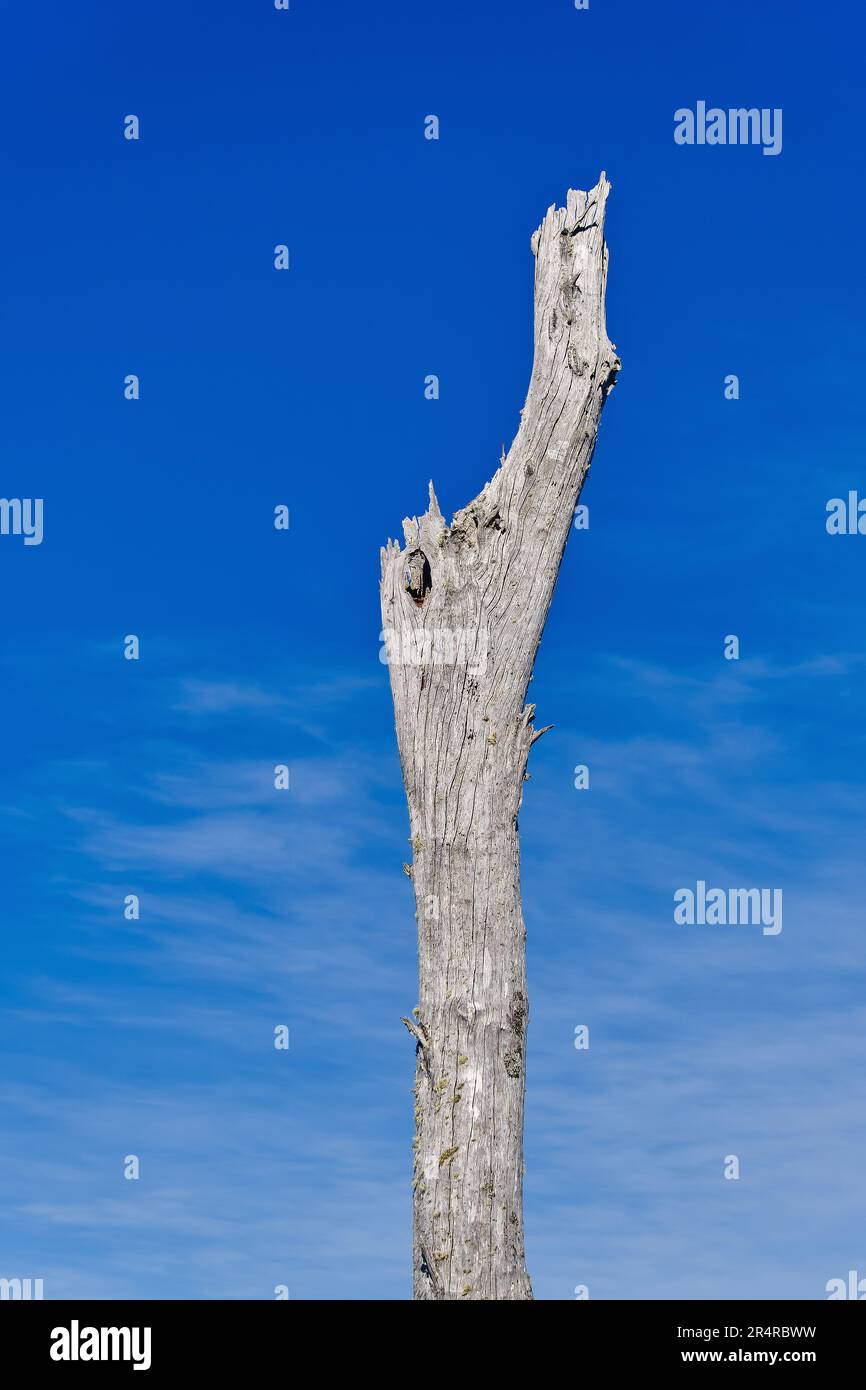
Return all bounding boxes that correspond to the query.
[405,550,432,606]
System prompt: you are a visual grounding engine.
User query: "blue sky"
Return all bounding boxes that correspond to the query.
[1,0,864,1299]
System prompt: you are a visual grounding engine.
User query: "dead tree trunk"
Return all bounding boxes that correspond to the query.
[380,175,619,1301]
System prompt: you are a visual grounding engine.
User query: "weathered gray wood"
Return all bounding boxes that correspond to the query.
[380,175,619,1300]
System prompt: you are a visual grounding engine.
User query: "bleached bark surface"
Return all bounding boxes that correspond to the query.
[381,175,619,1300]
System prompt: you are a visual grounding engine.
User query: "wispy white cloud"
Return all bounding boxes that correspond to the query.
[4,646,864,1299]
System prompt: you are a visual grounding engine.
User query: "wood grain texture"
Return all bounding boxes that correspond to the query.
[380,175,619,1300]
